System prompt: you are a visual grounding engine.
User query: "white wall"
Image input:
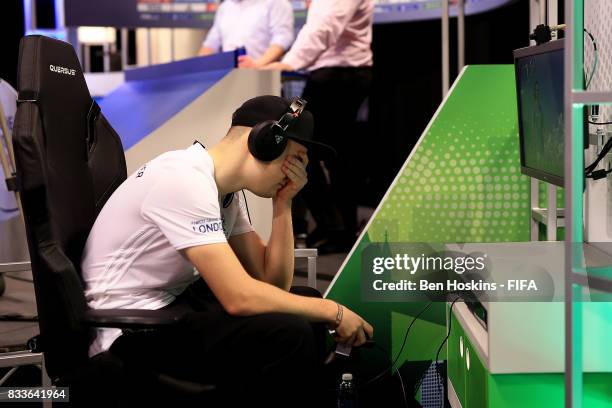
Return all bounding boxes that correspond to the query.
[136,28,207,65]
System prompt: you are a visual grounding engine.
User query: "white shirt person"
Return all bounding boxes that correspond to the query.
[198,0,295,68]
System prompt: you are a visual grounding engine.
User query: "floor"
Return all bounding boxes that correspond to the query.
[0,274,38,353]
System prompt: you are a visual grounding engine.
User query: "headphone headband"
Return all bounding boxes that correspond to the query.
[275,97,307,133]
[290,97,306,115]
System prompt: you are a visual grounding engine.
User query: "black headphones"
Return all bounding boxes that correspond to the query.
[247,97,307,162]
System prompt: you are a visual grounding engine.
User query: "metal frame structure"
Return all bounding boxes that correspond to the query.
[294,248,318,289]
[564,0,583,403]
[441,0,466,97]
[529,0,562,243]
[0,351,50,407]
[564,0,612,406]
[0,81,47,405]
[441,1,612,405]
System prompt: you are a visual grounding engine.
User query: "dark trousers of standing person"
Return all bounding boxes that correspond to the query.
[295,66,372,251]
[108,281,330,407]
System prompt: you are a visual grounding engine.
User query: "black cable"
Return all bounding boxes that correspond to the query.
[582,28,609,178]
[0,207,18,213]
[328,301,437,405]
[585,132,612,175]
[586,168,612,180]
[367,343,408,408]
[572,28,612,180]
[582,28,611,180]
[434,296,462,408]
[241,190,252,226]
[394,364,409,408]
[583,28,597,89]
[584,28,597,51]
[363,301,433,387]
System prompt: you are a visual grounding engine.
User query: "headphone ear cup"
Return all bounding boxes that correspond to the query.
[248,120,288,161]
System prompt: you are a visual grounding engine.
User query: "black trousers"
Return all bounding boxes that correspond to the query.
[296,66,372,235]
[108,282,328,407]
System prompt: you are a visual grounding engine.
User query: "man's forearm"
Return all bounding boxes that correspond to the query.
[198,46,215,56]
[186,243,335,323]
[234,275,337,324]
[256,44,286,66]
[263,199,295,290]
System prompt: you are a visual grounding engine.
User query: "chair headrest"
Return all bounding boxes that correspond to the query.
[18,35,91,117]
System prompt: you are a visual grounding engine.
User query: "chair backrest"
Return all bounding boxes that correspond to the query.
[12,35,127,381]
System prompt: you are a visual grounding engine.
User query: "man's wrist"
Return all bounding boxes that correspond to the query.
[323,299,343,329]
[273,197,292,212]
[280,55,298,72]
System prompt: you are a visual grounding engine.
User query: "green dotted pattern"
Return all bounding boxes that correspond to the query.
[537,181,564,208]
[325,65,532,373]
[368,65,532,244]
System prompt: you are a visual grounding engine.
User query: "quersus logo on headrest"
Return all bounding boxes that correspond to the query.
[49,64,76,76]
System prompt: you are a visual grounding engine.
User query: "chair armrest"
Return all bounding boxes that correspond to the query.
[294,249,317,258]
[0,261,31,273]
[81,309,185,329]
[294,248,318,288]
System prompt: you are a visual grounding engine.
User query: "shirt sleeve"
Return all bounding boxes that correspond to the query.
[268,0,295,51]
[202,6,224,51]
[141,172,227,250]
[281,0,360,70]
[230,192,255,237]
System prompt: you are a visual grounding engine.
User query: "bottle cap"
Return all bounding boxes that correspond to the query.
[342,373,353,381]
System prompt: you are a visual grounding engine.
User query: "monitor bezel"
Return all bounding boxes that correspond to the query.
[513,39,565,187]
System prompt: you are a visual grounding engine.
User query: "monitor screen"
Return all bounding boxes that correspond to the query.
[513,39,565,187]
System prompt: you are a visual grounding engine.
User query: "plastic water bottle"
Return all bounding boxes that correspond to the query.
[337,373,357,408]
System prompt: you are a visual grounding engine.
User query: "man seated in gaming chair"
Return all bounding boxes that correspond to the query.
[81,95,374,406]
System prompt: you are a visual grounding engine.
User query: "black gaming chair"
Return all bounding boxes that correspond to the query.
[12,35,213,406]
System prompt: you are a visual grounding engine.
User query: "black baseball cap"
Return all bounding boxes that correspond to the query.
[231,95,336,160]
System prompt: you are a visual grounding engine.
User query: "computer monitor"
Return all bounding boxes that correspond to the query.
[513,39,565,187]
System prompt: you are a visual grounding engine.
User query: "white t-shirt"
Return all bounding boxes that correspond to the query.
[202,0,294,59]
[81,143,253,357]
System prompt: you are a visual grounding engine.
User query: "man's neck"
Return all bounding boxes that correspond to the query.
[207,142,247,196]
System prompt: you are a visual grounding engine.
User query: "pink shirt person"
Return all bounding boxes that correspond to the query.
[281,0,374,72]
